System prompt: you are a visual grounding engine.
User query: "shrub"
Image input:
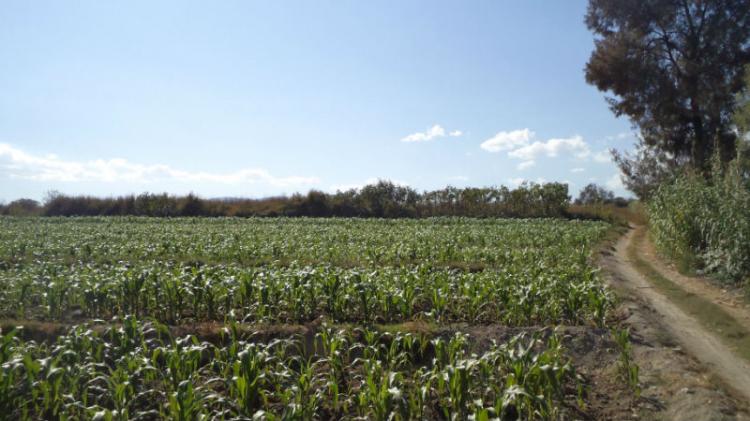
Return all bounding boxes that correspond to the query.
[648,155,750,284]
[12,181,575,219]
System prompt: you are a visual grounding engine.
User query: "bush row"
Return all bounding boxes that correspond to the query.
[1,180,574,218]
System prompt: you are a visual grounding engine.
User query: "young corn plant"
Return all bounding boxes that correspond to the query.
[612,328,640,397]
[230,344,270,416]
[355,359,408,421]
[0,328,21,416]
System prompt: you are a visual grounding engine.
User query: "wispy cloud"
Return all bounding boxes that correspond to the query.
[517,160,535,170]
[592,150,612,163]
[605,132,633,142]
[447,175,469,182]
[506,177,526,187]
[480,129,592,166]
[506,177,547,187]
[480,129,534,152]
[606,173,624,191]
[571,167,585,173]
[508,135,590,160]
[401,124,462,143]
[0,143,320,187]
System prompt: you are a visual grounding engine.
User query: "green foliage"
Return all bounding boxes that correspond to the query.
[585,0,750,170]
[734,64,750,135]
[0,320,583,420]
[611,328,640,397]
[648,155,750,284]
[2,180,574,218]
[0,217,612,327]
[574,183,615,205]
[0,199,41,216]
[0,217,618,419]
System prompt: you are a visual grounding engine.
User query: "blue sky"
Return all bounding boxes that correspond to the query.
[0,0,635,202]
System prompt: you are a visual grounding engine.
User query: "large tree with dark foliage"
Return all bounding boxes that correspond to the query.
[585,0,750,173]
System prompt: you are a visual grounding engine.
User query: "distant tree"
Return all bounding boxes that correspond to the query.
[29,181,578,219]
[43,190,63,206]
[357,180,417,217]
[303,190,330,217]
[585,0,750,172]
[180,193,205,216]
[330,190,358,217]
[575,183,615,205]
[537,182,572,216]
[43,191,72,216]
[134,193,178,217]
[4,198,41,216]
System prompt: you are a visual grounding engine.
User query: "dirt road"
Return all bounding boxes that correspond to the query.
[637,231,750,333]
[600,228,750,420]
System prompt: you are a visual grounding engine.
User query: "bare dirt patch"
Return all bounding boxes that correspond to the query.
[600,228,750,420]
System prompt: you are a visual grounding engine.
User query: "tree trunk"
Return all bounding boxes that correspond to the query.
[690,95,708,172]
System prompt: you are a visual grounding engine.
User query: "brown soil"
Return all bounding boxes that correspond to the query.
[600,228,750,420]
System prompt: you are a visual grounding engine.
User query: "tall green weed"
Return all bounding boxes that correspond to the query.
[648,153,750,284]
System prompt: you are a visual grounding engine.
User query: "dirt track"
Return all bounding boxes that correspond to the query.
[638,232,750,333]
[601,228,750,420]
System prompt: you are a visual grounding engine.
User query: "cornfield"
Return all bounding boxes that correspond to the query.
[0,216,616,419]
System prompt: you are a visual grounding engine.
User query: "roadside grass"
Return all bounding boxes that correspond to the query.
[645,231,750,306]
[568,201,647,226]
[627,228,750,362]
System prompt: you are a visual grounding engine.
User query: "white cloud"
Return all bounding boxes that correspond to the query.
[401,124,462,143]
[592,150,612,163]
[481,130,590,160]
[571,167,585,173]
[506,177,526,187]
[0,143,319,187]
[508,135,590,161]
[480,129,534,152]
[481,129,609,167]
[447,175,469,182]
[606,173,624,191]
[506,177,547,187]
[517,160,535,170]
[605,132,633,142]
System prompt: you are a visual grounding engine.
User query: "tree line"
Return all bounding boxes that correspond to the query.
[0,181,618,218]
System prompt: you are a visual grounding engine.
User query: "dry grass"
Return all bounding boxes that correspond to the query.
[568,202,647,226]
